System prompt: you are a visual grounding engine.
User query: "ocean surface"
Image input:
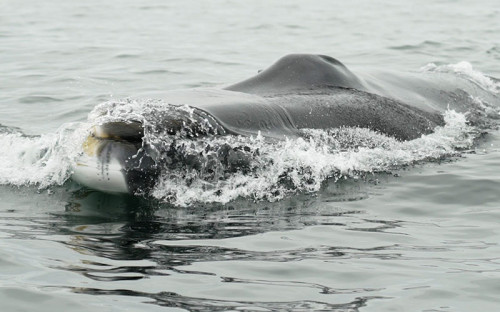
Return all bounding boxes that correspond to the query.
[1,0,500,311]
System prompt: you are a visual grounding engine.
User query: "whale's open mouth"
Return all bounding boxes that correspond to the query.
[91,121,144,143]
[72,121,157,194]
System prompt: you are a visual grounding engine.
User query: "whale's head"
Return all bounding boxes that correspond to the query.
[72,121,157,194]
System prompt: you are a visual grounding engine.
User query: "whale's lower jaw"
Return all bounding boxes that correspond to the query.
[72,154,130,194]
[71,122,149,195]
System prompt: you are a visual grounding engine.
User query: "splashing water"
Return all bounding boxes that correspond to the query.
[148,109,478,206]
[0,100,484,206]
[0,65,496,206]
[0,123,89,188]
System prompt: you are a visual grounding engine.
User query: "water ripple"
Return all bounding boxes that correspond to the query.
[72,287,383,312]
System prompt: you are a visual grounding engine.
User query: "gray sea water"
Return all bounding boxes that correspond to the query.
[1,0,500,311]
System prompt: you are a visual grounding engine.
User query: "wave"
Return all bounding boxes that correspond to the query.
[420,61,500,94]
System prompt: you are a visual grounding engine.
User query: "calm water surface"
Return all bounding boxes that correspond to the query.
[1,0,500,311]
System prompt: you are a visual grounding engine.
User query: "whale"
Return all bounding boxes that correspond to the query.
[71,54,499,194]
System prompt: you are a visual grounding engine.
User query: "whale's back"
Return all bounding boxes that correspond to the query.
[225,54,367,95]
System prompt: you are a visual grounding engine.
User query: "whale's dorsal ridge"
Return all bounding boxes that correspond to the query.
[225,54,366,95]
